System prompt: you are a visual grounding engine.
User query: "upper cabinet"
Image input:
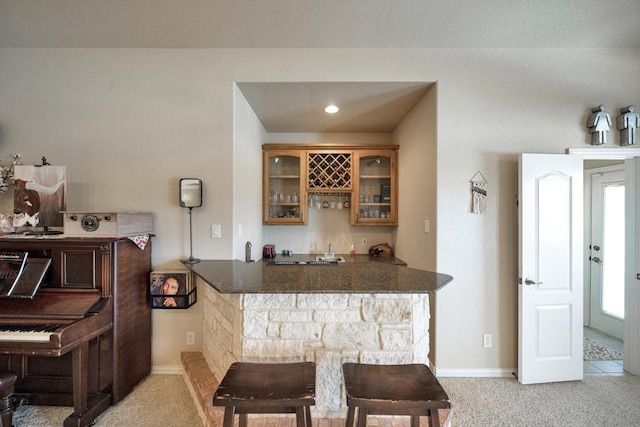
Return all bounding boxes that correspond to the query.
[263,144,398,226]
[263,148,307,225]
[351,148,398,225]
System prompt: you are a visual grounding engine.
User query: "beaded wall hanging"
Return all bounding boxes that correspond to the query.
[470,171,487,214]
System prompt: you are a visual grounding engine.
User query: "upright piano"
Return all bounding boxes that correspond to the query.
[0,236,152,427]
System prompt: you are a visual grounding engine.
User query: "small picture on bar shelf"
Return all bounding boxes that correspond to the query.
[150,271,193,309]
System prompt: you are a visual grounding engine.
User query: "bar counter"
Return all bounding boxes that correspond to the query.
[189,254,453,294]
[189,254,453,417]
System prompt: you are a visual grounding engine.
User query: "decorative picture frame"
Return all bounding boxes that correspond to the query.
[150,270,196,309]
[13,165,67,229]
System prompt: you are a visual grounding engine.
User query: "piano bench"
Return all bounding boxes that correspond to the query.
[0,371,17,427]
[213,362,316,427]
[342,363,451,427]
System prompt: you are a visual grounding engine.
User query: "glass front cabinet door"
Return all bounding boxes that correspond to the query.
[263,150,307,225]
[351,148,398,225]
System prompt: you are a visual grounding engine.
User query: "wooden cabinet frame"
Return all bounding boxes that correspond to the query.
[263,144,399,226]
[351,148,399,225]
[263,148,307,225]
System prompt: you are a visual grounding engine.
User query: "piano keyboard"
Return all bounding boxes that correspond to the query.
[0,324,59,342]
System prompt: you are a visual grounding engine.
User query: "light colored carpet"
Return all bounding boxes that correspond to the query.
[439,375,640,426]
[11,372,640,427]
[12,374,202,427]
[583,337,623,361]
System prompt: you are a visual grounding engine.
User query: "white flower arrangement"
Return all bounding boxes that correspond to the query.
[0,153,22,193]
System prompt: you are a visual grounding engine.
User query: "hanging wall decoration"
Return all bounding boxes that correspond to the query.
[470,171,487,214]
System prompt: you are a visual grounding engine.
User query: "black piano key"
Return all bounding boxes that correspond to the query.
[0,324,60,333]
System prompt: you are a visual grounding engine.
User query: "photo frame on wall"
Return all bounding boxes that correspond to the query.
[150,270,196,309]
[13,165,67,229]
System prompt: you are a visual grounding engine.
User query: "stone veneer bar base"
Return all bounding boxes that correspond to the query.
[200,278,435,417]
[181,351,451,427]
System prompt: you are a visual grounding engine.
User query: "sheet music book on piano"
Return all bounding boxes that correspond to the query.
[11,258,52,298]
[0,252,28,296]
[0,253,51,299]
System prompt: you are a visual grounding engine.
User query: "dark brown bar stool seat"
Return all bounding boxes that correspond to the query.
[343,363,450,427]
[213,362,316,427]
[0,371,17,427]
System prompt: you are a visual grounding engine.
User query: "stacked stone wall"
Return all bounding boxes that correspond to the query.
[201,281,430,417]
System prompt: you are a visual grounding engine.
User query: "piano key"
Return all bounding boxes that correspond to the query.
[0,323,59,342]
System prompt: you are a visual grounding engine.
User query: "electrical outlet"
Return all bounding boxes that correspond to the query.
[187,331,195,345]
[483,333,492,348]
[361,238,368,246]
[424,220,430,233]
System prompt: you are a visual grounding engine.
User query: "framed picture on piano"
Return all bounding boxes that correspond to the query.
[150,271,196,309]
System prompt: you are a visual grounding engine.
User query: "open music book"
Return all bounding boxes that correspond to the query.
[0,252,51,298]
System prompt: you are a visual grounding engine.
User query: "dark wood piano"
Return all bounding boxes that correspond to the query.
[0,236,152,427]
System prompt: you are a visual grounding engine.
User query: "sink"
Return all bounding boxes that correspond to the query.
[315,255,345,263]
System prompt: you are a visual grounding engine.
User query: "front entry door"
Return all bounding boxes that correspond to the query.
[590,169,625,338]
[518,153,584,384]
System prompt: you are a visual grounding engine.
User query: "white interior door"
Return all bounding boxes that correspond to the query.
[518,153,583,384]
[590,169,625,338]
[624,157,640,374]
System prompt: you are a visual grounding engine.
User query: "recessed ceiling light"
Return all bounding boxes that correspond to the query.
[324,105,339,114]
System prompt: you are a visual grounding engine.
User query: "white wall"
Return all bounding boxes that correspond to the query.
[233,85,266,261]
[1,47,638,371]
[392,84,439,363]
[434,49,640,374]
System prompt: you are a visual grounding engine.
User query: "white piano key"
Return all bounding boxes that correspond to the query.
[0,331,52,342]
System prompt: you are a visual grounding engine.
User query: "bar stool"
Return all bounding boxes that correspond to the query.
[213,362,316,427]
[0,371,17,427]
[342,363,450,427]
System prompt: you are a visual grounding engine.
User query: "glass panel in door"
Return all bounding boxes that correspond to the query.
[601,183,625,318]
[589,169,625,338]
[265,154,304,224]
[356,154,393,223]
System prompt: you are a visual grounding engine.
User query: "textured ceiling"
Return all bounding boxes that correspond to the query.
[2,0,638,133]
[1,0,639,49]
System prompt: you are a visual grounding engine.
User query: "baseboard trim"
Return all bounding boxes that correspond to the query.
[435,368,516,378]
[151,365,184,375]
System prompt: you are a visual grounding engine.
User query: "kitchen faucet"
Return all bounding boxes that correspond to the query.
[327,243,333,256]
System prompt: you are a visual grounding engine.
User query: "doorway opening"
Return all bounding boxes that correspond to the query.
[584,161,625,374]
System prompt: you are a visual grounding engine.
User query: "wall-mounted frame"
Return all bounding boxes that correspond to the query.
[150,270,196,309]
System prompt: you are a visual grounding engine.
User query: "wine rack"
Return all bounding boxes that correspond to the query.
[307,152,352,190]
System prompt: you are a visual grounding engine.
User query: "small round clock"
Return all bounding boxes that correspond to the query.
[81,214,100,232]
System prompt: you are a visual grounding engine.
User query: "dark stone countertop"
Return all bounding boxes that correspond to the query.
[188,254,453,294]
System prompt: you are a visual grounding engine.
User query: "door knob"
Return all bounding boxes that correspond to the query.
[591,256,602,263]
[519,277,543,286]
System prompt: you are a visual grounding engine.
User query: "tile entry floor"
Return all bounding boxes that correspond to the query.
[584,326,624,376]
